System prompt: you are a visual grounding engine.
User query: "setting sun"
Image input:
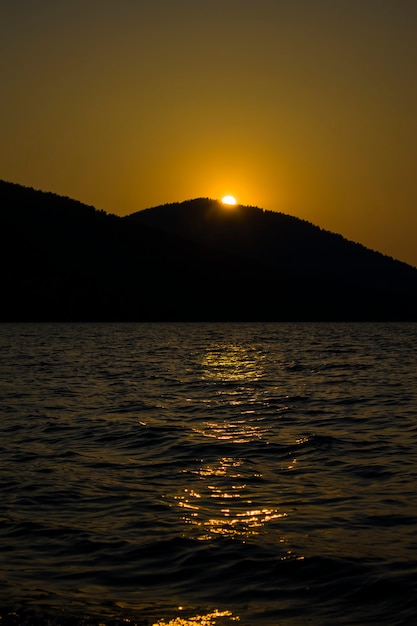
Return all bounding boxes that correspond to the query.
[222,195,237,206]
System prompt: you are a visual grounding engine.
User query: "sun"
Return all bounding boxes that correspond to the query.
[221,195,237,206]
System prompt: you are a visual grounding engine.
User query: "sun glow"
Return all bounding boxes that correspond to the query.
[221,195,237,206]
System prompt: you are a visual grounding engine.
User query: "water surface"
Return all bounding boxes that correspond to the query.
[1,323,417,625]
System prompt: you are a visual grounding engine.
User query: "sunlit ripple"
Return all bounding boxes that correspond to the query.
[153,609,239,626]
[192,417,266,444]
[171,457,287,540]
[168,343,289,540]
[201,344,265,382]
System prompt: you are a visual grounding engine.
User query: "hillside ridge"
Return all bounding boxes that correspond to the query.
[126,198,417,289]
[2,180,417,321]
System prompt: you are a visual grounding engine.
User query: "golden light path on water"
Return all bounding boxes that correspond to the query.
[152,608,240,625]
[170,343,292,541]
[158,340,305,626]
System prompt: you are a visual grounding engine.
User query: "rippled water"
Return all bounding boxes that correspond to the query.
[1,323,417,626]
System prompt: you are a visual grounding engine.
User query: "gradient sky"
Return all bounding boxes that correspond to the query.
[1,0,417,266]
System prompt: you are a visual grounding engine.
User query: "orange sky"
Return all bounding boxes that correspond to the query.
[1,0,417,266]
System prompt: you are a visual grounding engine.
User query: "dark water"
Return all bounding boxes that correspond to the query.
[1,323,417,626]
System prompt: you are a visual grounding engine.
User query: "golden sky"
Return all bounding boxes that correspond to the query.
[1,0,417,266]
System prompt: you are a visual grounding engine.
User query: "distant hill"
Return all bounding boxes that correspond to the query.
[127,198,417,292]
[2,180,417,321]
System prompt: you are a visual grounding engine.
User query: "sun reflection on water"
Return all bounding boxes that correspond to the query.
[193,418,266,444]
[201,344,265,382]
[152,609,239,626]
[168,343,290,541]
[172,457,286,540]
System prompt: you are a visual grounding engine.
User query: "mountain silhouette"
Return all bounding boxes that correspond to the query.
[127,198,416,292]
[2,180,417,321]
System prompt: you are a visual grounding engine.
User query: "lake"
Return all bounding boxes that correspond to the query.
[1,322,417,625]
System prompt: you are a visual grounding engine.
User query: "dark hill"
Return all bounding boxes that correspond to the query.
[2,181,417,321]
[127,199,417,294]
